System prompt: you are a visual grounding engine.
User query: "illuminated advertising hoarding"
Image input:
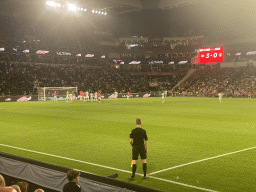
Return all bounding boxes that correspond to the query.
[129,61,141,64]
[246,51,256,55]
[85,54,94,57]
[178,60,188,64]
[36,50,49,54]
[56,52,71,56]
[148,61,163,64]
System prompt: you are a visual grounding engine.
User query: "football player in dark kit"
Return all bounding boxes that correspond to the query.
[129,118,148,180]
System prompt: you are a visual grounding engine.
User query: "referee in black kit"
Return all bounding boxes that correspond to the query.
[129,118,148,180]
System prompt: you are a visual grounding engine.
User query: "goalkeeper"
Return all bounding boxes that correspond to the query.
[66,91,69,103]
[129,118,148,180]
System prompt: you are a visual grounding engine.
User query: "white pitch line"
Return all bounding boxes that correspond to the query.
[0,143,218,191]
[148,176,218,192]
[0,144,142,176]
[149,146,256,175]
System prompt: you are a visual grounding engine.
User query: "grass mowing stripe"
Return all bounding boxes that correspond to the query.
[0,143,142,176]
[148,176,218,192]
[149,146,256,175]
[0,143,217,191]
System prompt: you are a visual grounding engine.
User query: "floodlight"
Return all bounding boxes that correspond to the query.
[95,10,98,13]
[92,10,95,13]
[77,7,80,10]
[101,12,104,15]
[104,12,107,15]
[46,1,57,7]
[57,3,61,7]
[81,8,83,11]
[98,11,101,14]
[68,4,77,11]
[84,9,87,11]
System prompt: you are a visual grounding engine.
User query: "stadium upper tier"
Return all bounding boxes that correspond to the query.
[1,34,256,65]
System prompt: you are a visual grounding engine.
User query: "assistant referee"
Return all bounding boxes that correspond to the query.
[129,118,148,180]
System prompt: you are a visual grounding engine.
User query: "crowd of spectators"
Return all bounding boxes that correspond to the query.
[0,57,187,96]
[0,170,80,192]
[2,54,256,98]
[0,174,39,192]
[173,65,256,98]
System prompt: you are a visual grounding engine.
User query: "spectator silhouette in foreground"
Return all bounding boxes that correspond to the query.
[34,189,44,192]
[63,170,81,192]
[0,174,6,187]
[11,185,21,192]
[0,174,21,192]
[16,181,28,192]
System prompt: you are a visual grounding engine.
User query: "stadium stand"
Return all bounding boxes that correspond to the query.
[173,65,256,98]
[0,58,188,97]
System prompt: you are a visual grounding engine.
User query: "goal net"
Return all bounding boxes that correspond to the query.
[38,87,78,101]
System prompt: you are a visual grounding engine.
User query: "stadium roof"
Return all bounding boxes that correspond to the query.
[0,0,209,16]
[1,0,256,41]
[76,0,210,14]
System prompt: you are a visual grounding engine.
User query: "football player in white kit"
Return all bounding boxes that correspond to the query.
[162,92,165,103]
[82,91,86,102]
[69,92,73,103]
[86,91,89,102]
[79,91,83,101]
[218,92,223,104]
[94,92,98,102]
[90,92,93,102]
[114,91,118,101]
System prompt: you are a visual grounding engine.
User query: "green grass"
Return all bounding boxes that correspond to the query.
[0,97,256,191]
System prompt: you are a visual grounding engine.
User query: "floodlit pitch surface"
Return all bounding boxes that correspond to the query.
[0,97,256,192]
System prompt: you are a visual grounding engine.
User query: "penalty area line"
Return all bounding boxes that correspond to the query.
[149,146,256,176]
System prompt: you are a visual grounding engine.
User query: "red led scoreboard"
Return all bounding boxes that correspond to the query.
[191,47,224,64]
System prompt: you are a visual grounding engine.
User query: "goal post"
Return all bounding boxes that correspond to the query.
[38,87,78,101]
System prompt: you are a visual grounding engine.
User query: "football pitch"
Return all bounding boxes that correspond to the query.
[1,97,256,192]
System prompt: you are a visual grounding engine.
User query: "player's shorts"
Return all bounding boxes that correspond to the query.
[132,146,147,160]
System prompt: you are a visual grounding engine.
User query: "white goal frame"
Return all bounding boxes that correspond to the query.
[38,87,78,101]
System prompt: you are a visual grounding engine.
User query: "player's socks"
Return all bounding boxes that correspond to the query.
[132,164,137,177]
[143,163,147,177]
